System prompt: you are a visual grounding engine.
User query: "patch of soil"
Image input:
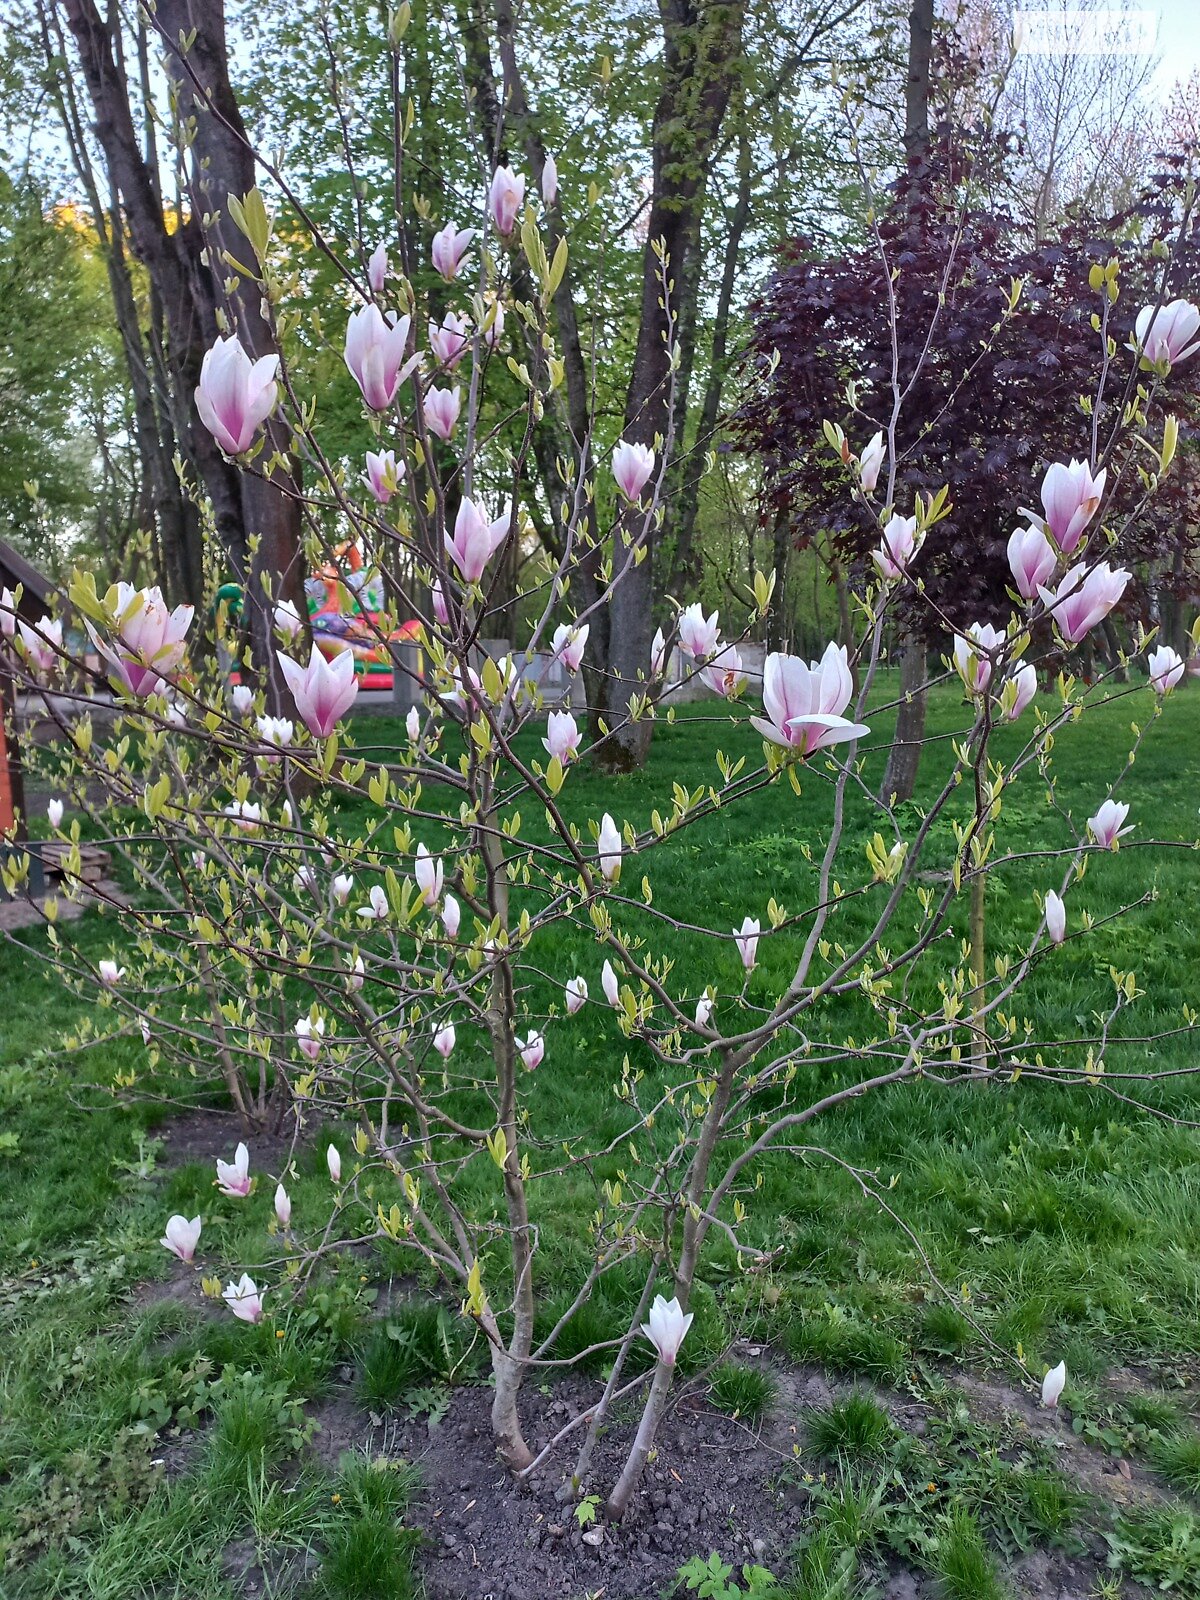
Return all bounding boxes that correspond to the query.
[150,1104,305,1175]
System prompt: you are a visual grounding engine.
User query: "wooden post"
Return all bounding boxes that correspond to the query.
[0,662,26,842]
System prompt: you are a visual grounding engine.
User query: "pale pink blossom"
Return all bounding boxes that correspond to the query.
[279,646,359,738]
[256,715,293,757]
[483,298,506,348]
[348,954,365,990]
[344,304,417,410]
[517,1031,545,1071]
[1088,798,1132,849]
[677,603,720,661]
[99,958,125,986]
[274,1184,292,1228]
[274,598,304,640]
[1038,562,1130,644]
[1007,524,1057,599]
[195,335,278,455]
[1134,299,1200,366]
[326,1143,341,1183]
[295,1016,325,1060]
[216,1142,252,1197]
[751,643,869,755]
[406,706,421,742]
[359,884,389,921]
[701,645,747,698]
[602,959,620,1008]
[953,622,1004,696]
[1039,460,1106,554]
[368,241,389,293]
[541,152,558,206]
[17,617,62,674]
[1003,663,1037,722]
[47,798,64,829]
[1045,890,1066,945]
[873,514,922,580]
[431,578,450,626]
[433,1022,456,1060]
[445,498,510,583]
[423,385,461,441]
[231,684,254,716]
[641,1294,693,1365]
[90,584,194,696]
[598,813,622,882]
[161,1214,201,1263]
[490,165,525,235]
[432,223,475,281]
[1148,644,1185,695]
[365,449,404,504]
[429,312,470,370]
[224,799,262,833]
[332,873,354,905]
[735,916,760,972]
[858,430,886,492]
[1041,1361,1067,1407]
[223,1273,264,1324]
[566,976,588,1014]
[651,627,668,679]
[695,995,714,1028]
[544,710,581,763]
[551,622,589,672]
[415,844,443,906]
[612,440,655,502]
[0,585,16,638]
[442,894,461,939]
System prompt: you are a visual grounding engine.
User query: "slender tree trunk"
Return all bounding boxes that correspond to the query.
[600,0,746,771]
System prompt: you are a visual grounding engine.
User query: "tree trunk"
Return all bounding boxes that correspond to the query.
[600,0,746,771]
[881,636,927,804]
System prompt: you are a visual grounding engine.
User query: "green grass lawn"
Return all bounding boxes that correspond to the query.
[3,678,1200,1597]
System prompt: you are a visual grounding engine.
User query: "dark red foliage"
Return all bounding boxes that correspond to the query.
[738,152,1200,642]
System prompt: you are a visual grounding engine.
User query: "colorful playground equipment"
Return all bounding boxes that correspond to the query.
[217,545,420,690]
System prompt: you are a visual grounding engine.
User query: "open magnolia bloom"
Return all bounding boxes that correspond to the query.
[751,643,869,755]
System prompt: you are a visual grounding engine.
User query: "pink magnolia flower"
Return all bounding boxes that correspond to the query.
[613,440,655,502]
[701,644,747,698]
[224,799,262,833]
[415,844,443,906]
[1088,798,1132,849]
[348,954,365,990]
[695,995,714,1028]
[953,622,1004,696]
[274,598,304,640]
[602,959,620,1007]
[256,715,294,757]
[423,385,461,441]
[295,1016,324,1060]
[1038,562,1130,645]
[405,706,421,743]
[641,1294,693,1366]
[0,585,16,638]
[1003,663,1037,722]
[483,298,506,348]
[47,798,64,830]
[216,1142,252,1197]
[551,622,589,672]
[17,617,63,674]
[1134,299,1200,366]
[442,894,461,939]
[223,1273,264,1324]
[332,873,354,906]
[195,335,279,455]
[544,710,581,763]
[161,1214,201,1263]
[274,1184,292,1228]
[326,1143,341,1183]
[344,304,416,410]
[490,165,525,235]
[1041,1361,1067,1408]
[368,241,389,293]
[1039,459,1106,554]
[365,449,404,504]
[541,151,558,206]
[433,1022,456,1060]
[873,513,922,580]
[677,603,720,661]
[429,313,470,369]
[1148,644,1185,695]
[651,627,668,679]
[735,916,760,972]
[230,685,254,717]
[1007,524,1057,599]
[598,813,622,882]
[858,430,886,492]
[517,1031,545,1071]
[279,646,359,738]
[99,958,125,986]
[87,583,194,697]
[445,497,510,583]
[1044,889,1066,945]
[751,643,869,755]
[432,222,474,281]
[565,976,588,1014]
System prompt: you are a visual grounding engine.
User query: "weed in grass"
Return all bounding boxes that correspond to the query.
[357,1322,425,1408]
[1148,1428,1200,1495]
[931,1506,1007,1600]
[806,1392,894,1460]
[1105,1503,1200,1599]
[203,1371,305,1498]
[708,1361,776,1421]
[815,1472,885,1554]
[784,1528,860,1600]
[319,1510,419,1600]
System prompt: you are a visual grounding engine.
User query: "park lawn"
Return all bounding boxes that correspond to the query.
[3,676,1200,1597]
